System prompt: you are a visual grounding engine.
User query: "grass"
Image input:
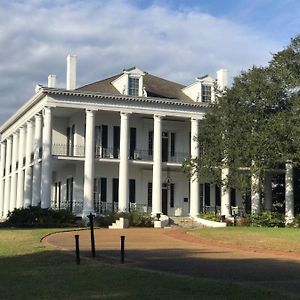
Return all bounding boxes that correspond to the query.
[0,228,295,299]
[188,227,300,253]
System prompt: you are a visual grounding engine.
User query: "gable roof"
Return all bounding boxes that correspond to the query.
[77,71,194,103]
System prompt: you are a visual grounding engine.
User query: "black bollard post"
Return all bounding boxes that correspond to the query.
[88,213,96,258]
[120,235,125,264]
[75,234,80,265]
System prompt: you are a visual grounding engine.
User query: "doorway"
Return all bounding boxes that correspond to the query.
[162,183,168,215]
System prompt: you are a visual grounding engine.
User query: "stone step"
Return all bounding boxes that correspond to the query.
[169,217,201,228]
[109,217,129,229]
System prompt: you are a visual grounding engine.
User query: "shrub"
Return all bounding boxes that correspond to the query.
[94,211,119,227]
[198,212,221,222]
[250,212,285,228]
[94,211,153,227]
[5,206,77,227]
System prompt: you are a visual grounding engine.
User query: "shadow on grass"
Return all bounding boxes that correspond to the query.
[0,248,297,300]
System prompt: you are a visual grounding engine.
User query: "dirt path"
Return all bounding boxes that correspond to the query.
[43,228,300,297]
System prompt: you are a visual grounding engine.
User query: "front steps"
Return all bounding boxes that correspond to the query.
[109,217,129,229]
[169,217,202,228]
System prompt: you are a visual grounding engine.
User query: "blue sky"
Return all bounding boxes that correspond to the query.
[0,0,299,124]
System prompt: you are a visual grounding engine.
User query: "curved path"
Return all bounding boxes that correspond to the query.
[43,228,300,297]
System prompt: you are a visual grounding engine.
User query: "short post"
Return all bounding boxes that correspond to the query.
[120,235,125,264]
[88,213,96,257]
[75,234,80,265]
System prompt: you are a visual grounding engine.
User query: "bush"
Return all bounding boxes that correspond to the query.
[94,211,153,227]
[250,212,285,228]
[94,211,119,227]
[198,212,221,222]
[5,206,77,227]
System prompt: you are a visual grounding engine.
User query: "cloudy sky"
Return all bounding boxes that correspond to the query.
[0,0,299,124]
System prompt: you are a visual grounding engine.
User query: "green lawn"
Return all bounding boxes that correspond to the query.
[188,227,300,253]
[0,228,295,299]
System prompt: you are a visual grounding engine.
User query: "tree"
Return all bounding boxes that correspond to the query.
[185,36,300,196]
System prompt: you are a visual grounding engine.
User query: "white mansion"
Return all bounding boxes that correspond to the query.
[0,55,296,221]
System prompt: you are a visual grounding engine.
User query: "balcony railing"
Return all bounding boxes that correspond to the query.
[130,150,153,161]
[52,144,85,157]
[95,147,120,159]
[52,144,189,163]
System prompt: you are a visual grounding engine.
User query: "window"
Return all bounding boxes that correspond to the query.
[128,77,139,96]
[129,179,136,203]
[113,178,119,203]
[170,132,175,157]
[148,182,152,207]
[130,128,136,159]
[148,131,153,156]
[101,178,107,202]
[170,183,175,208]
[113,126,120,158]
[201,85,211,102]
[66,177,74,211]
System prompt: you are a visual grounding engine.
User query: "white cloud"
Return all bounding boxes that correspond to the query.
[0,0,282,124]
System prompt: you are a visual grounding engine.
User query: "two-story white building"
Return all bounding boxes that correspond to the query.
[0,55,294,221]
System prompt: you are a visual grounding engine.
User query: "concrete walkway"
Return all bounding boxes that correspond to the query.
[43,228,300,297]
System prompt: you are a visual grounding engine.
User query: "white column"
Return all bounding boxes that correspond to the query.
[3,137,12,217]
[264,173,272,211]
[190,118,200,216]
[152,115,162,215]
[0,142,6,217]
[41,107,52,208]
[24,121,33,207]
[9,133,18,211]
[118,112,129,211]
[251,172,260,215]
[83,110,95,216]
[285,162,294,223]
[32,114,42,206]
[221,167,231,216]
[16,127,25,208]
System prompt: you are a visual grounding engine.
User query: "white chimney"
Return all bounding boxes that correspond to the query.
[217,69,228,90]
[48,74,56,88]
[66,54,77,90]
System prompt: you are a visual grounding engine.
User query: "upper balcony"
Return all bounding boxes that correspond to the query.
[52,143,189,164]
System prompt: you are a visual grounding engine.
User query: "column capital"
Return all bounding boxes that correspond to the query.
[154,114,164,119]
[6,136,12,143]
[120,111,132,117]
[43,106,52,113]
[85,109,95,116]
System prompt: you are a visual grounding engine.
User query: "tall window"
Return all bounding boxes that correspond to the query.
[201,85,211,102]
[129,179,136,203]
[148,131,153,156]
[148,182,152,207]
[128,77,139,96]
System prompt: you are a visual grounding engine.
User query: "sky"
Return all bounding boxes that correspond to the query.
[0,0,299,125]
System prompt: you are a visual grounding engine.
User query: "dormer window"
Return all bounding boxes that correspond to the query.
[128,77,139,96]
[201,84,211,102]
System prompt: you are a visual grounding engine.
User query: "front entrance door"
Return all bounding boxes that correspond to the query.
[162,184,168,215]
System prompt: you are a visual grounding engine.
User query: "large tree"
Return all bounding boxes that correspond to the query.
[185,36,300,195]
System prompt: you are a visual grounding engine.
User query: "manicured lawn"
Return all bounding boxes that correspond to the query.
[0,228,295,299]
[188,227,300,253]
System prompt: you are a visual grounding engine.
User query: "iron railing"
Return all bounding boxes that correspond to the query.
[52,144,85,157]
[51,200,84,215]
[95,147,120,159]
[52,144,189,163]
